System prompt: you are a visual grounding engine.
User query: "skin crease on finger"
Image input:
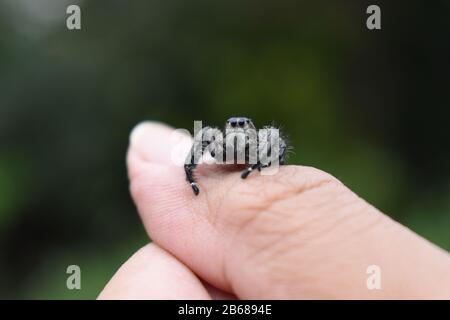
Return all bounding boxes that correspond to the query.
[127,123,450,299]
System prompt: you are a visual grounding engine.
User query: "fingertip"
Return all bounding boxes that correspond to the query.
[128,121,193,167]
[98,243,211,300]
[129,121,174,162]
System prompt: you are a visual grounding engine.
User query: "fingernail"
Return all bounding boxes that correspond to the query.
[129,121,193,166]
[129,121,163,161]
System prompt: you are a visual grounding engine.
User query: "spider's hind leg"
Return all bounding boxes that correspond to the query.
[279,136,287,165]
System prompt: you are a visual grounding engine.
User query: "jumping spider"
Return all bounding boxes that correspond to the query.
[184,117,288,195]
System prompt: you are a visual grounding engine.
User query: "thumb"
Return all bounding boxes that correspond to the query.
[127,122,450,299]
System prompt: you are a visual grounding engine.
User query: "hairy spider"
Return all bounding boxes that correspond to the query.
[184,117,288,195]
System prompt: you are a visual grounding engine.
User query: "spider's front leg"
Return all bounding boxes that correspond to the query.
[184,126,216,195]
[241,163,263,179]
[184,163,200,195]
[241,135,287,179]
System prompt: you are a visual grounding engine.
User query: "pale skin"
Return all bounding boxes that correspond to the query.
[98,121,450,299]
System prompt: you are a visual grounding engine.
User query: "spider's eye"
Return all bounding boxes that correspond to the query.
[238,119,245,127]
[229,119,237,127]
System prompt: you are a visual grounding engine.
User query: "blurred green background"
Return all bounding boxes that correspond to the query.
[0,0,449,299]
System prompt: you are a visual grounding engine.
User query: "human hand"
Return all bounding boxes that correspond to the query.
[98,121,450,299]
